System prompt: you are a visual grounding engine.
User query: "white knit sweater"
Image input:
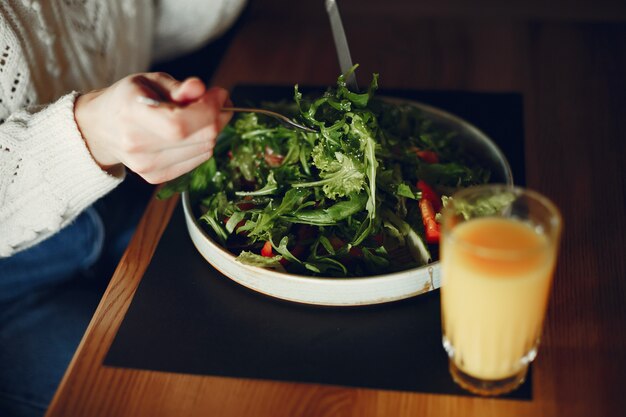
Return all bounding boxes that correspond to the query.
[0,0,246,257]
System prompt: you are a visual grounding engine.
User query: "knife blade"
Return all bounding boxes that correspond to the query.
[325,0,358,91]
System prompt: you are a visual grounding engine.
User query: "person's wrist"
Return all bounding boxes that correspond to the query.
[74,91,122,172]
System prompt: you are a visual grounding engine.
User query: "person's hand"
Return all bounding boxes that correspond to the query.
[74,72,233,184]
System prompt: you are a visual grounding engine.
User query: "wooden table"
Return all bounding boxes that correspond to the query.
[46,1,626,416]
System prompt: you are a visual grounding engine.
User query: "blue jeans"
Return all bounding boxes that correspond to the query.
[0,175,153,417]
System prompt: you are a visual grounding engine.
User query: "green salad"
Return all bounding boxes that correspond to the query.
[159,68,491,277]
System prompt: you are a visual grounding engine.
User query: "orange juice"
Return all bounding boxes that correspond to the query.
[441,216,557,380]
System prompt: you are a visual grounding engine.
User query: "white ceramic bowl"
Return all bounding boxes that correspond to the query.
[183,98,513,306]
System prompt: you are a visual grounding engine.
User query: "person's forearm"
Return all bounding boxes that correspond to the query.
[0,93,123,257]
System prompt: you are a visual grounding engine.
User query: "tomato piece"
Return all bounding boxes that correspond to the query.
[419,199,441,244]
[237,202,255,210]
[417,180,442,212]
[416,150,439,164]
[264,147,285,167]
[261,241,273,257]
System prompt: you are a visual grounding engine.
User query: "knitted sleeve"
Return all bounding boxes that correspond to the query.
[0,93,124,257]
[151,0,247,63]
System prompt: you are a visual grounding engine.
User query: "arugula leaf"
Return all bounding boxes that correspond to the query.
[235,171,278,197]
[396,183,421,200]
[199,192,229,244]
[236,251,284,269]
[382,209,431,265]
[289,192,367,225]
[244,188,311,241]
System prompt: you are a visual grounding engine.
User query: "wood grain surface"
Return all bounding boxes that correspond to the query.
[46,1,626,416]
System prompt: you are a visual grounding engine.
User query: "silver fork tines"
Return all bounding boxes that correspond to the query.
[223,106,317,133]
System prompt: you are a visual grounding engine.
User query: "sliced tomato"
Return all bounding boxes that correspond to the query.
[237,202,255,211]
[417,180,442,212]
[419,199,441,244]
[264,147,285,167]
[261,241,274,257]
[416,150,439,164]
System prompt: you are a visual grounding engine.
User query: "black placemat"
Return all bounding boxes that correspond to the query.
[104,87,530,400]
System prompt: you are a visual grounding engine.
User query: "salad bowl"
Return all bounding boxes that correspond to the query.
[181,97,513,306]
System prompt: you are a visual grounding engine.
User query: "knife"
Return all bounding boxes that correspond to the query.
[325,0,359,91]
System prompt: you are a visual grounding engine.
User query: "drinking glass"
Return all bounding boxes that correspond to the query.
[440,184,562,395]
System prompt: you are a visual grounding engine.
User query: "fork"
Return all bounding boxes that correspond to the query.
[136,96,317,133]
[222,106,317,133]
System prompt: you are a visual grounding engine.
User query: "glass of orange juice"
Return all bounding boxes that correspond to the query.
[440,184,562,396]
